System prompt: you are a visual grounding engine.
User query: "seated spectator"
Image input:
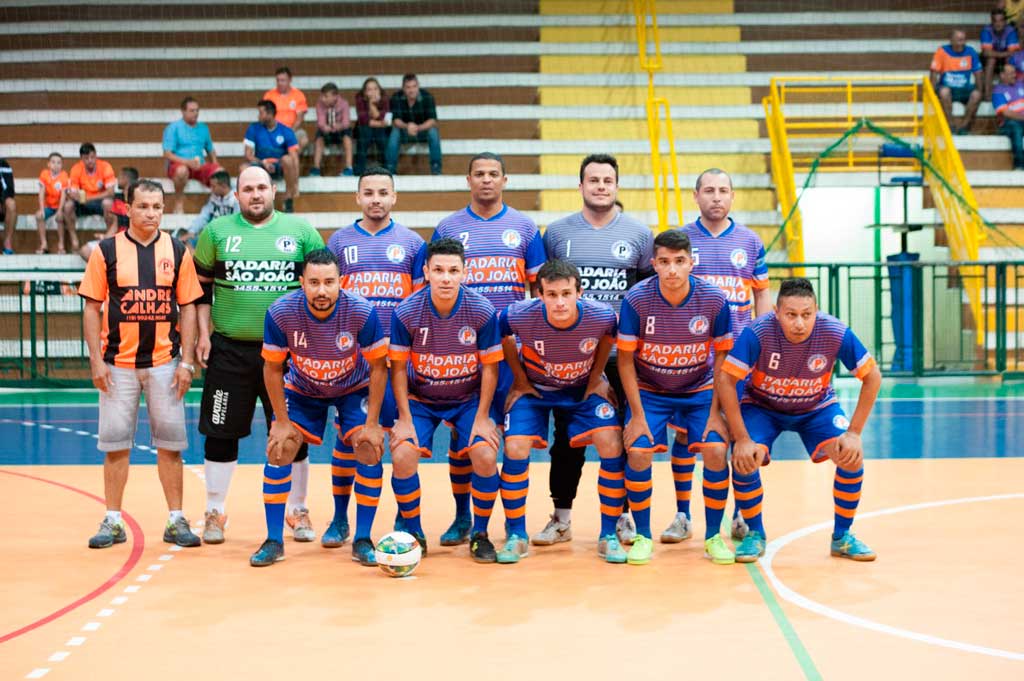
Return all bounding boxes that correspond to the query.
[311,82,353,177]
[993,62,1024,169]
[62,143,116,253]
[982,9,1020,99]
[177,170,239,245]
[36,152,68,254]
[931,30,983,134]
[242,99,300,213]
[0,156,14,255]
[354,77,391,175]
[80,167,137,262]
[163,96,223,215]
[386,74,442,175]
[263,66,309,157]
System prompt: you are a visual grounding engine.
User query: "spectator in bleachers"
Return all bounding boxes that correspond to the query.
[998,0,1024,27]
[930,30,983,135]
[263,66,309,157]
[982,9,1020,100]
[993,62,1024,169]
[354,77,391,175]
[0,157,15,255]
[163,96,223,216]
[311,82,353,177]
[35,152,68,254]
[386,74,442,175]
[242,99,300,213]
[62,143,116,254]
[177,170,239,244]
[80,167,137,262]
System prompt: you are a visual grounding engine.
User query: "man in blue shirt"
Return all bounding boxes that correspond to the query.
[163,97,223,215]
[993,62,1024,169]
[930,29,983,134]
[982,9,1020,100]
[243,100,300,213]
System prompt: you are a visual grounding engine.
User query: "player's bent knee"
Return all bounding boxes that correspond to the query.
[627,449,653,469]
[701,445,728,471]
[391,444,419,477]
[592,430,622,457]
[504,439,532,460]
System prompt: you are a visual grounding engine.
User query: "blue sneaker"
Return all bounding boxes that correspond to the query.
[830,531,876,561]
[250,539,285,567]
[598,534,627,563]
[393,509,407,533]
[309,167,321,177]
[735,530,766,563]
[321,518,349,548]
[352,537,377,566]
[439,515,472,546]
[341,167,354,177]
[496,535,528,564]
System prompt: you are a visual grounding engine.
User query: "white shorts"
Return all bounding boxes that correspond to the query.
[98,360,188,452]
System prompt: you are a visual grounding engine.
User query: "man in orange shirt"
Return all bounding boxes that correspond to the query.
[263,67,309,156]
[62,143,116,253]
[35,152,68,254]
[78,178,204,550]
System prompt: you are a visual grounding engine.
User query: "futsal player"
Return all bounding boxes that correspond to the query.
[717,278,881,562]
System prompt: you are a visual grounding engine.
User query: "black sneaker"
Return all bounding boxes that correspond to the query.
[351,537,377,566]
[88,517,127,549]
[250,539,285,567]
[163,516,201,547]
[470,532,496,563]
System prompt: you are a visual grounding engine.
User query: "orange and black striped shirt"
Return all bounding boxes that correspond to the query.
[78,230,203,369]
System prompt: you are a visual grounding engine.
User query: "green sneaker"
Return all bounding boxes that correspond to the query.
[830,531,876,561]
[598,534,627,564]
[496,535,529,564]
[735,530,766,563]
[626,535,653,565]
[704,533,736,565]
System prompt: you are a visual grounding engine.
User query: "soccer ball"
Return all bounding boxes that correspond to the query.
[374,531,423,578]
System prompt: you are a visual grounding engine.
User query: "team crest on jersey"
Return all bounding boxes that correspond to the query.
[688,315,709,335]
[386,244,406,264]
[501,229,521,249]
[289,101,297,109]
[807,354,828,373]
[336,332,354,352]
[97,181,104,189]
[158,258,174,276]
[578,337,599,354]
[594,402,615,420]
[832,414,850,430]
[360,397,369,414]
[54,181,63,190]
[730,248,748,269]
[458,326,477,345]
[275,135,285,145]
[275,236,297,254]
[611,240,633,260]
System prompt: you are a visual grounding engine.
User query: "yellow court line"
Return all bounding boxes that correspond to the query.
[540,119,760,140]
[540,26,740,42]
[540,54,746,74]
[539,86,752,106]
[539,0,734,15]
[540,153,768,175]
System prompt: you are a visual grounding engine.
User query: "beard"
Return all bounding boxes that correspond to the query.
[242,202,273,223]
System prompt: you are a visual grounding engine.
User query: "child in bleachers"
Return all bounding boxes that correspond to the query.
[311,83,353,177]
[176,170,239,246]
[35,152,68,254]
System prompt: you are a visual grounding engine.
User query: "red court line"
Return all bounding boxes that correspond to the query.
[0,469,145,644]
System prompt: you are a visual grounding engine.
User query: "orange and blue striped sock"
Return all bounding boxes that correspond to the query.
[499,458,530,537]
[702,464,729,540]
[731,467,765,536]
[354,462,383,541]
[625,463,653,539]
[449,450,473,519]
[391,473,423,536]
[263,463,292,543]
[833,466,863,539]
[331,445,356,526]
[470,472,499,535]
[671,440,696,517]
[598,456,626,537]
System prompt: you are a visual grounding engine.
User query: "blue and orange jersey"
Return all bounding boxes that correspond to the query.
[930,44,982,89]
[432,204,546,311]
[683,218,769,335]
[993,80,1024,117]
[262,289,387,400]
[722,311,876,414]
[617,276,732,394]
[981,24,1020,53]
[500,298,617,391]
[326,219,426,336]
[389,286,503,404]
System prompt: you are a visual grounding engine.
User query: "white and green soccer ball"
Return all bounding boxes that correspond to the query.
[374,531,423,578]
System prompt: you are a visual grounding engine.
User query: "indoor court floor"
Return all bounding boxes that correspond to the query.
[3,383,1022,681]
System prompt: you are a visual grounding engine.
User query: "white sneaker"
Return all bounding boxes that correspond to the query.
[531,514,572,546]
[616,514,636,545]
[286,507,316,542]
[731,513,749,541]
[660,514,692,543]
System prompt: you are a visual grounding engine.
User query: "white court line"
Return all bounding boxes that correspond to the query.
[25,670,49,679]
[761,493,1024,662]
[64,637,85,647]
[47,652,69,662]
[80,622,100,632]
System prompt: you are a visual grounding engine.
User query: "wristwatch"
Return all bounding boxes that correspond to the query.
[180,362,196,375]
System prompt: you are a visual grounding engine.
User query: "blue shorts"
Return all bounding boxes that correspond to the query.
[741,401,850,464]
[494,362,512,424]
[674,377,745,438]
[504,387,619,449]
[284,386,395,446]
[946,85,975,104]
[42,207,57,220]
[404,397,493,459]
[625,388,725,454]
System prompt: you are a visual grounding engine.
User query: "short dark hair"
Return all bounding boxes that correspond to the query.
[777,278,816,302]
[79,143,96,157]
[468,151,506,176]
[127,179,164,204]
[695,168,732,191]
[426,237,465,264]
[258,99,277,116]
[210,170,231,186]
[275,66,292,78]
[321,82,338,95]
[653,229,691,254]
[180,96,198,111]
[402,73,418,85]
[579,153,619,183]
[47,151,62,161]
[992,8,1007,20]
[537,259,582,292]
[358,166,394,189]
[303,247,339,271]
[120,167,140,184]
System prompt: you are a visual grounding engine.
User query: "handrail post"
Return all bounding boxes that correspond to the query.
[995,263,1007,372]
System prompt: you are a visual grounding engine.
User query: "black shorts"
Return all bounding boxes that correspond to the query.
[315,129,351,144]
[75,198,107,217]
[199,332,272,439]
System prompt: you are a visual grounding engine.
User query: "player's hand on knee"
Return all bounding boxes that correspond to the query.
[703,411,730,444]
[353,423,385,465]
[470,415,500,451]
[505,380,540,412]
[389,417,418,451]
[732,437,759,475]
[833,431,863,470]
[267,420,302,466]
[623,415,653,450]
[584,378,617,408]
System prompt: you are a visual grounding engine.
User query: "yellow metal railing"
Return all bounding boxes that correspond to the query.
[633,0,683,231]
[762,82,804,263]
